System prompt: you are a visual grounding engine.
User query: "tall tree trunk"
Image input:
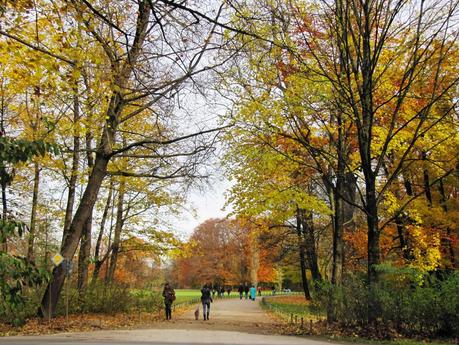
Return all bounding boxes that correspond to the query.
[106,178,125,283]
[77,119,95,295]
[0,180,7,252]
[296,208,311,300]
[302,210,321,282]
[77,213,92,294]
[91,179,113,283]
[27,162,40,262]
[62,93,81,247]
[249,235,259,287]
[332,117,345,286]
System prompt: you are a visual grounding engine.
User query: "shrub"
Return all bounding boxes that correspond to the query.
[314,267,459,338]
[0,253,49,326]
[57,283,164,315]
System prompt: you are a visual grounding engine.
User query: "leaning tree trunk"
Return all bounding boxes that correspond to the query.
[27,162,40,262]
[39,152,110,318]
[62,93,81,247]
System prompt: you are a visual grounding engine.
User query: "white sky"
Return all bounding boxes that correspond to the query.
[173,177,233,239]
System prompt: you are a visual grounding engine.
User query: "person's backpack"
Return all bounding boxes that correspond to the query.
[169,290,176,302]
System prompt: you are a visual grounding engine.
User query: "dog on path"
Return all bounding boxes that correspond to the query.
[194,306,199,320]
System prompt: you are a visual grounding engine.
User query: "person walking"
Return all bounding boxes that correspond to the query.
[226,286,232,297]
[238,284,244,299]
[201,283,213,320]
[162,282,176,320]
[250,285,256,301]
[244,282,249,299]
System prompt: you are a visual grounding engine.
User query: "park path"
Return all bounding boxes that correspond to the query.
[159,296,279,334]
[0,298,356,345]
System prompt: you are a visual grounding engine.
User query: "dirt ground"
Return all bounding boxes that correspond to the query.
[155,296,284,335]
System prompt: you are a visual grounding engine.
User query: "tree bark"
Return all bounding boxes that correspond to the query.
[27,162,40,262]
[106,178,126,283]
[302,210,321,282]
[1,173,7,252]
[62,93,81,247]
[91,179,113,283]
[77,213,92,294]
[296,208,311,300]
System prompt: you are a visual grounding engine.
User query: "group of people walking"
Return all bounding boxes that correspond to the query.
[237,282,259,300]
[161,282,261,321]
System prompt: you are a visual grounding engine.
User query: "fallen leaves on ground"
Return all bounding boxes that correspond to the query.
[0,305,192,337]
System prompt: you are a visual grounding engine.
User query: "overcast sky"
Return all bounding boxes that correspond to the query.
[173,176,233,239]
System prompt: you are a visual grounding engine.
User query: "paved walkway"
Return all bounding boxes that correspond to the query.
[0,298,354,345]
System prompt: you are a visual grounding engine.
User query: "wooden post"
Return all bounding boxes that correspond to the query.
[301,317,304,329]
[309,319,313,333]
[290,314,293,324]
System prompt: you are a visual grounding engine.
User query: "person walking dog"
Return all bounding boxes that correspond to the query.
[201,283,213,320]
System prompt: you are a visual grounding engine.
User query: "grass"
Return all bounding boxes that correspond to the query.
[262,295,323,321]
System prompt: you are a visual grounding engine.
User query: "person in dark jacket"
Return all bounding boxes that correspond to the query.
[162,282,176,320]
[238,284,244,299]
[201,283,213,320]
[244,282,249,299]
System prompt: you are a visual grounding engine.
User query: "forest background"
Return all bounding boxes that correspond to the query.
[0,0,458,341]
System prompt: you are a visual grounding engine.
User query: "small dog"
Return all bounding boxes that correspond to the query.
[194,306,199,320]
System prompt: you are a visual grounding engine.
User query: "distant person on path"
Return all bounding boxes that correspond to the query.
[238,284,244,299]
[271,285,276,295]
[226,286,232,296]
[257,286,262,297]
[244,282,249,299]
[250,285,256,301]
[201,283,213,320]
[162,282,176,320]
[220,286,225,298]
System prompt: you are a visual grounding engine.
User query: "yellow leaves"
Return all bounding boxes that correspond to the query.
[406,225,441,273]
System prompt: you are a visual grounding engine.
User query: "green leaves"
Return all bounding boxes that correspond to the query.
[0,137,59,164]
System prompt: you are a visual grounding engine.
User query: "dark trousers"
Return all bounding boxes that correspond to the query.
[165,303,172,320]
[239,292,243,299]
[202,301,210,320]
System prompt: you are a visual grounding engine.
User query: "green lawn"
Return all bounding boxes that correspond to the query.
[261,295,323,320]
[174,289,239,304]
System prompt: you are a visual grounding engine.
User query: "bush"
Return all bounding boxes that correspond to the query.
[57,283,163,315]
[313,268,459,338]
[0,253,48,326]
